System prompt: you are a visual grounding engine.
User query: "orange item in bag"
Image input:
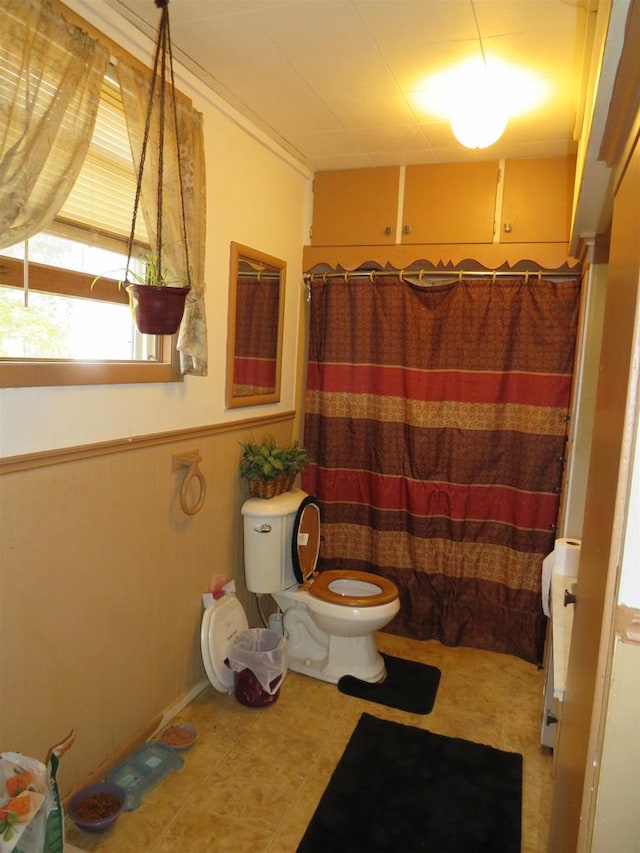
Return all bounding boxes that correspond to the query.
[1,791,37,822]
[5,770,35,798]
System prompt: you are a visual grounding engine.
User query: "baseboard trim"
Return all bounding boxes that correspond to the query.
[62,679,209,806]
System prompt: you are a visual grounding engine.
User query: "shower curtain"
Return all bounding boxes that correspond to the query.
[233,275,280,394]
[302,274,581,662]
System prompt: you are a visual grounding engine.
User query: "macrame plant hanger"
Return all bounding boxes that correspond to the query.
[124,0,192,335]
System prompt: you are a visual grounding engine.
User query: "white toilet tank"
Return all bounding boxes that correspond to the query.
[241,489,307,593]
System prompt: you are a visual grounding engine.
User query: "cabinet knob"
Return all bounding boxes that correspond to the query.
[504,222,513,233]
[384,225,393,235]
[402,224,411,234]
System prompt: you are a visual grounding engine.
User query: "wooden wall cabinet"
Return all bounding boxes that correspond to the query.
[501,157,576,243]
[309,157,575,249]
[311,166,400,246]
[401,162,499,244]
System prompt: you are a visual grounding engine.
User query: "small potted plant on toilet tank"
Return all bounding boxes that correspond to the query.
[239,436,311,499]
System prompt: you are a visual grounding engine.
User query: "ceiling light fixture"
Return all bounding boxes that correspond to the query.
[449,70,508,149]
[449,1,507,150]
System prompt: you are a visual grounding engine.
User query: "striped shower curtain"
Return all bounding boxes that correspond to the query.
[302,274,580,662]
[232,274,280,394]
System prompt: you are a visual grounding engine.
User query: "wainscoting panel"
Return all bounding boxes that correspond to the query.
[0,414,295,796]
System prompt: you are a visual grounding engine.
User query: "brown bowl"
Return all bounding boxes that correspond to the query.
[159,723,197,751]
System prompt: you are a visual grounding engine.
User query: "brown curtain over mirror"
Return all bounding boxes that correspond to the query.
[302,274,580,662]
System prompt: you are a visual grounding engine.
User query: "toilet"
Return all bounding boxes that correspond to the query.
[241,489,400,684]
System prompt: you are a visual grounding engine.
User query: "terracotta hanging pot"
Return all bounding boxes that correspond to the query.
[126,283,189,335]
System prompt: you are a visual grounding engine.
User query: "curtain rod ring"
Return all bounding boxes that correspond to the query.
[399,270,405,283]
[322,272,328,284]
[458,271,463,283]
[344,271,349,284]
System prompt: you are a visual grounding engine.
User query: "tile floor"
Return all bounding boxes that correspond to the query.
[65,632,553,852]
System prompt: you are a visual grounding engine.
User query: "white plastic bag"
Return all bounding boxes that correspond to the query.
[228,628,288,695]
[0,756,47,853]
[0,730,74,853]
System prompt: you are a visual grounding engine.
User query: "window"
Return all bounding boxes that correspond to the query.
[0,12,181,387]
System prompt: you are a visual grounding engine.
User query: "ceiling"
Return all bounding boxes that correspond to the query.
[105,0,596,172]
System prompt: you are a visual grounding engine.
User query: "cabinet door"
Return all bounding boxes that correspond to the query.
[310,167,400,246]
[501,157,575,243]
[402,162,499,244]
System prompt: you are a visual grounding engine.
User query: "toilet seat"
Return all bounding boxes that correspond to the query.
[291,496,399,608]
[200,595,248,693]
[310,569,399,607]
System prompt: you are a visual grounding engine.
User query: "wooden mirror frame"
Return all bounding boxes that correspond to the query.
[226,242,286,408]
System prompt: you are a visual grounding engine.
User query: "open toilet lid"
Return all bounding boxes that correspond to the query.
[291,495,321,584]
[200,595,248,693]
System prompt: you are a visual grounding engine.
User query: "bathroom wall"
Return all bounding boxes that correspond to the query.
[0,0,310,796]
[0,0,313,458]
[0,415,294,795]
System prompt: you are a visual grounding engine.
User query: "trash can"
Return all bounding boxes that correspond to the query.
[227,628,288,707]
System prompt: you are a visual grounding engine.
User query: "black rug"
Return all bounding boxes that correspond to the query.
[337,653,441,714]
[297,713,523,853]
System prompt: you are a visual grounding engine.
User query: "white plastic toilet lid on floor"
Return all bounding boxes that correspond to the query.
[200,595,248,693]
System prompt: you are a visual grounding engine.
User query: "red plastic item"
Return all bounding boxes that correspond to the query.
[234,669,282,707]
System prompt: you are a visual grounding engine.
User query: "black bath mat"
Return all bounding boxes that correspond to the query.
[297,712,522,853]
[337,653,441,714]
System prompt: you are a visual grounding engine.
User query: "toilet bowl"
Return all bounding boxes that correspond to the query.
[242,490,400,684]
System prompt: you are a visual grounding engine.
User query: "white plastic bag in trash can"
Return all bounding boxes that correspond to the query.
[228,628,287,695]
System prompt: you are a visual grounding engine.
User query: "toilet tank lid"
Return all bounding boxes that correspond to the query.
[241,488,307,517]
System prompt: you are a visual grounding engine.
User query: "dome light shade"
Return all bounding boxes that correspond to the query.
[449,76,508,149]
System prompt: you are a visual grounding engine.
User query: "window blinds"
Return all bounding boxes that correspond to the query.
[56,73,148,248]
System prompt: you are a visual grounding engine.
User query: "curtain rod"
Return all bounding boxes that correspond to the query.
[304,267,580,284]
[237,272,280,281]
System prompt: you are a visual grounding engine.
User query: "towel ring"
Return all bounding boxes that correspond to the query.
[172,451,207,516]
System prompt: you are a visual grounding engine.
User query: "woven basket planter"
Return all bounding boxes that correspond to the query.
[247,472,296,499]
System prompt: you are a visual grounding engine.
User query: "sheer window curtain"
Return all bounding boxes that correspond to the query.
[117,62,208,377]
[0,0,108,250]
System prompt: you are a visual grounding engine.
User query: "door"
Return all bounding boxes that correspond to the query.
[310,167,400,246]
[548,128,640,852]
[500,157,575,243]
[402,161,498,244]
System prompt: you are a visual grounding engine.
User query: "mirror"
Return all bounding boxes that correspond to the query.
[226,242,286,408]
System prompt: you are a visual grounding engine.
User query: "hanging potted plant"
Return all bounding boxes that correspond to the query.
[124,249,189,335]
[121,0,191,336]
[240,437,311,499]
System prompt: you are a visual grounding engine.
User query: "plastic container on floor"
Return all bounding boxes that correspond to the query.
[227,628,287,707]
[106,742,183,810]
